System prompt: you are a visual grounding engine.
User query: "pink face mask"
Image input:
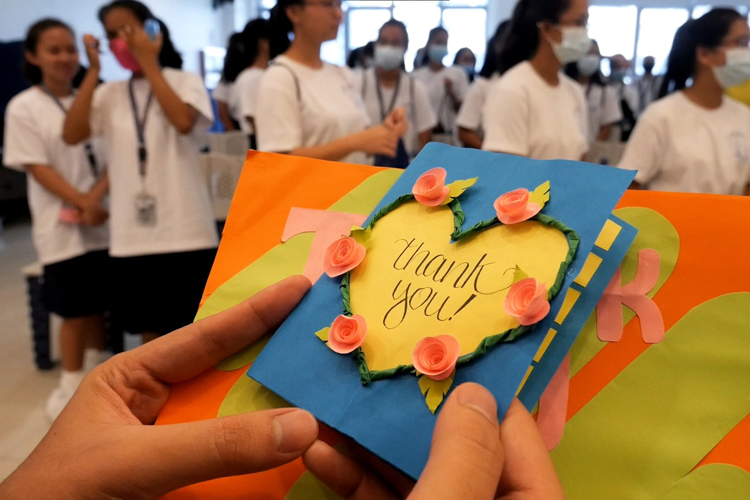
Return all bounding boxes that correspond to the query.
[109,38,141,72]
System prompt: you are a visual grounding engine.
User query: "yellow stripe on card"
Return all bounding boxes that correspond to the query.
[516,365,534,396]
[534,328,558,362]
[574,253,603,287]
[555,288,581,324]
[595,220,622,251]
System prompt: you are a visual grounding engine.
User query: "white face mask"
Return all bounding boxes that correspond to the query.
[550,26,592,65]
[374,45,405,71]
[577,54,600,77]
[713,47,750,89]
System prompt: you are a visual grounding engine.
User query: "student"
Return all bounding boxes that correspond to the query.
[231,19,270,149]
[0,277,566,500]
[63,0,218,344]
[635,55,663,114]
[355,19,437,166]
[608,54,639,141]
[3,19,110,420]
[255,0,405,165]
[412,27,469,146]
[214,32,250,131]
[620,9,750,196]
[454,47,477,82]
[456,21,509,149]
[483,0,590,160]
[565,40,622,143]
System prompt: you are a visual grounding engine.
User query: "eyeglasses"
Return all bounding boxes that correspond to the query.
[303,0,343,9]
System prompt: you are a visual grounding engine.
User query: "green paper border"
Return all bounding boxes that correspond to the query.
[339,193,579,385]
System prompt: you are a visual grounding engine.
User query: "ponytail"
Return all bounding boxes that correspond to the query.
[660,8,742,98]
[98,0,183,69]
[269,0,302,59]
[496,0,571,75]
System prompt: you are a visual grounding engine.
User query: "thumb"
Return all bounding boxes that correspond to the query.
[126,408,318,497]
[409,383,503,500]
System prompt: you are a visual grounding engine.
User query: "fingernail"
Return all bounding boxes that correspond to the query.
[273,410,318,454]
[456,383,498,425]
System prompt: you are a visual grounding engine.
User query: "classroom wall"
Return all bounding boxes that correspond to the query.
[0,0,229,81]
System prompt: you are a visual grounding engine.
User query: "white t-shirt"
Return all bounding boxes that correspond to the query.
[353,69,437,159]
[456,75,499,138]
[4,87,109,265]
[482,62,589,161]
[256,55,371,165]
[583,83,622,143]
[619,92,750,195]
[412,66,469,138]
[232,67,265,135]
[90,68,218,257]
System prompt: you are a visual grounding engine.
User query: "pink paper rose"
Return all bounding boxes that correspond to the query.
[494,189,542,225]
[504,278,550,326]
[328,314,367,354]
[324,236,366,277]
[412,335,460,381]
[413,168,450,207]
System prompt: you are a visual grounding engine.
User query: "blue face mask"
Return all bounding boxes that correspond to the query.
[428,45,449,64]
[461,64,476,78]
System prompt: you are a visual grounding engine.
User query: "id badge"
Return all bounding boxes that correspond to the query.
[135,193,157,226]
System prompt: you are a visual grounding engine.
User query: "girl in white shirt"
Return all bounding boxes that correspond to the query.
[64,0,218,344]
[356,19,437,166]
[4,19,110,419]
[231,18,271,148]
[256,0,405,165]
[214,32,248,132]
[620,9,750,195]
[482,0,591,161]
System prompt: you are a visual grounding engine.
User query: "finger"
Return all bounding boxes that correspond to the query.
[126,408,318,498]
[409,383,503,500]
[129,275,311,383]
[497,399,566,499]
[303,441,401,500]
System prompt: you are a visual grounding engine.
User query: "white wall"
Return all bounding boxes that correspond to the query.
[0,0,229,81]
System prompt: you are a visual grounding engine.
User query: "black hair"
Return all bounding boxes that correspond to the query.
[659,8,742,98]
[496,0,572,75]
[221,33,248,83]
[98,0,183,69]
[242,18,270,67]
[427,26,447,46]
[453,47,475,66]
[480,20,509,79]
[413,26,447,68]
[268,0,303,59]
[379,18,409,49]
[22,18,75,84]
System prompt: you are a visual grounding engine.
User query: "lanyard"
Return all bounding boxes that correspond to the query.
[374,71,401,121]
[128,79,154,179]
[40,85,99,179]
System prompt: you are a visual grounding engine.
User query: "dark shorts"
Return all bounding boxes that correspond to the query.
[110,248,217,336]
[43,250,111,319]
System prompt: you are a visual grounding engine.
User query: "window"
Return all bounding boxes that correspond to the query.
[635,8,690,76]
[441,8,487,71]
[691,5,711,19]
[588,6,638,60]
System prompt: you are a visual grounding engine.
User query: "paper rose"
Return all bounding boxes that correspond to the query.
[413,168,450,207]
[324,236,366,278]
[412,335,460,381]
[328,314,368,354]
[504,278,550,326]
[494,189,542,225]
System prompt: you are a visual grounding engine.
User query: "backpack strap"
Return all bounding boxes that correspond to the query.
[272,61,301,102]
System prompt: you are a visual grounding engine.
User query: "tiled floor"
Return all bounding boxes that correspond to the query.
[0,221,59,481]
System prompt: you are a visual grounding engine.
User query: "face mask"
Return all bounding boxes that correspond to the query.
[550,26,591,64]
[428,45,449,64]
[110,38,141,72]
[610,69,627,82]
[374,45,405,71]
[577,55,600,77]
[714,48,750,89]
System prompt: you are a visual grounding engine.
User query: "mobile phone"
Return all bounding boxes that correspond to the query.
[144,19,160,41]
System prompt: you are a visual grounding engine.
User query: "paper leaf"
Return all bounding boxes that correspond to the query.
[315,327,330,342]
[513,265,529,284]
[418,374,455,413]
[442,178,478,205]
[530,181,551,210]
[350,226,372,246]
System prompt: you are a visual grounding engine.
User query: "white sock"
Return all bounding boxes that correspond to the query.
[59,369,85,395]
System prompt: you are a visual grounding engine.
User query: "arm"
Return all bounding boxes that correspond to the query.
[88,170,110,203]
[418,130,432,152]
[289,126,397,162]
[458,127,483,149]
[217,101,237,131]
[27,165,108,226]
[63,35,100,145]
